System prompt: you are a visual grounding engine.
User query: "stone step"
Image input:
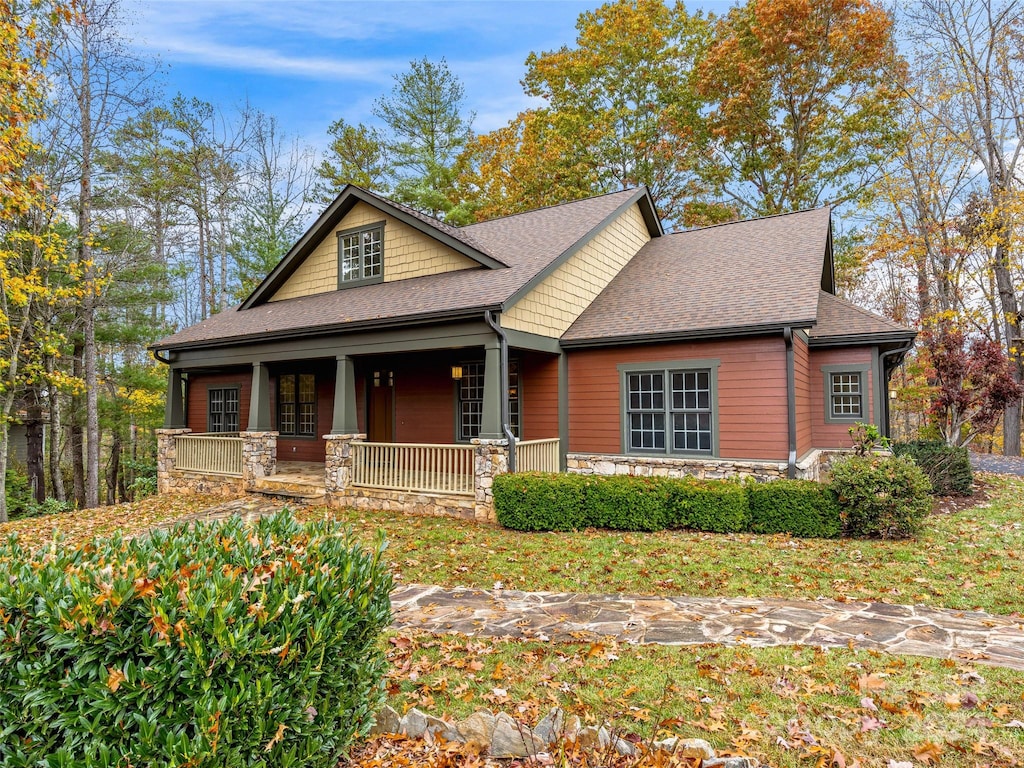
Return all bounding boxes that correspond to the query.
[250,487,326,505]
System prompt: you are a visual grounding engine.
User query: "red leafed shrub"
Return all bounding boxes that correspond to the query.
[923,320,1023,447]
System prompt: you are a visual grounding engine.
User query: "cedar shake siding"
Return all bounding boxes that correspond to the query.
[567,337,789,460]
[793,332,813,458]
[186,370,251,435]
[269,201,480,303]
[810,346,875,449]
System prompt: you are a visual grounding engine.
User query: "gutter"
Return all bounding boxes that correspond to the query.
[560,320,818,349]
[878,339,916,438]
[784,327,797,479]
[152,349,172,365]
[483,310,517,472]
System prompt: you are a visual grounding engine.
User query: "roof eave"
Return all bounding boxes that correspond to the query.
[149,304,502,353]
[560,319,816,349]
[807,331,917,348]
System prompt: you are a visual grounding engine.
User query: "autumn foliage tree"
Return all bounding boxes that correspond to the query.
[923,319,1023,447]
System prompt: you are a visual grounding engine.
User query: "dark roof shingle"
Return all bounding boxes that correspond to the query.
[809,291,915,343]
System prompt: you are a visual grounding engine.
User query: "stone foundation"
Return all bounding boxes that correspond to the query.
[566,451,828,483]
[156,428,192,494]
[241,431,277,489]
[330,487,481,520]
[472,439,508,521]
[159,469,244,496]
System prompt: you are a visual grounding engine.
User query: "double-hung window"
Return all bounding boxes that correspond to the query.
[338,223,383,286]
[207,387,240,433]
[278,373,317,436]
[621,361,718,456]
[457,359,520,441]
[823,364,869,422]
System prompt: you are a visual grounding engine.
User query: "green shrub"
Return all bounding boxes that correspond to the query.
[891,440,973,496]
[0,510,392,767]
[4,465,35,519]
[830,455,932,539]
[585,475,671,531]
[494,472,588,531]
[665,478,749,533]
[746,480,842,538]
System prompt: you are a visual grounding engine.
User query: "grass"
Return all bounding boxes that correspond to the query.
[385,631,1024,767]
[299,474,1024,616]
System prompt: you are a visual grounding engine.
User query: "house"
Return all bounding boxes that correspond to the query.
[151,185,916,519]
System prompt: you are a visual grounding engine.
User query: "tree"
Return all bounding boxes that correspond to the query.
[903,0,1024,455]
[695,0,904,217]
[314,118,392,203]
[923,319,1023,446]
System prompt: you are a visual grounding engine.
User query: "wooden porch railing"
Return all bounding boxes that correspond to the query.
[352,442,475,496]
[175,433,243,476]
[515,438,560,473]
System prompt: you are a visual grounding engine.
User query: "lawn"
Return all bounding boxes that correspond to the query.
[302,474,1024,616]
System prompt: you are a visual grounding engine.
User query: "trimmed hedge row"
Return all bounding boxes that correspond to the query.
[494,473,842,538]
[0,510,392,767]
[495,454,932,540]
[891,440,973,496]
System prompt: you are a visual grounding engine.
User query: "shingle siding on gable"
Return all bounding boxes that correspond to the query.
[503,203,651,338]
[269,201,479,302]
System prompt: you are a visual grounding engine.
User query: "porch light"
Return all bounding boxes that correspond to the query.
[451,365,463,380]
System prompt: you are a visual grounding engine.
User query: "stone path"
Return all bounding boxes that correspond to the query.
[163,496,1024,671]
[971,451,1024,476]
[391,584,1024,671]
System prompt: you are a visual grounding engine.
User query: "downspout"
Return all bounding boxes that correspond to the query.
[152,349,172,365]
[484,310,516,472]
[878,340,915,439]
[784,327,797,479]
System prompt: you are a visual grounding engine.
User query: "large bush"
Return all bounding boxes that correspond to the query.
[586,475,672,531]
[664,478,749,533]
[493,472,589,531]
[891,440,973,496]
[746,480,841,538]
[831,455,932,539]
[0,510,392,767]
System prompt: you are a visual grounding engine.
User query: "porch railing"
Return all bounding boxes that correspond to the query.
[175,433,244,476]
[515,438,560,473]
[351,442,475,496]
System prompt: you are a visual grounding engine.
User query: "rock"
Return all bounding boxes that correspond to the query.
[401,708,429,738]
[368,704,401,736]
[653,736,679,752]
[457,711,496,748]
[534,707,565,745]
[424,712,452,737]
[597,726,611,750]
[490,712,547,758]
[576,725,611,750]
[677,738,716,760]
[563,715,581,742]
[612,736,636,756]
[702,758,758,768]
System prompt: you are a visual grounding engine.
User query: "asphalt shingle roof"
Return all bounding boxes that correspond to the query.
[562,207,832,344]
[154,189,644,350]
[809,291,915,342]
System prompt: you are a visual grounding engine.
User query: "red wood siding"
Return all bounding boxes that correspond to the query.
[793,333,812,458]
[810,346,875,449]
[390,353,456,444]
[521,352,559,440]
[186,370,251,433]
[567,337,789,460]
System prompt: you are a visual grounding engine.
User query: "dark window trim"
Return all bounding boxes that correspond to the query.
[618,359,720,457]
[337,221,385,288]
[453,357,521,443]
[821,363,869,423]
[277,372,319,438]
[207,385,241,433]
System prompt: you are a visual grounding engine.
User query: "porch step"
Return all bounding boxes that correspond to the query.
[251,476,327,505]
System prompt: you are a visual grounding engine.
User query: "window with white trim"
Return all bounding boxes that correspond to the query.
[207,387,240,433]
[828,371,864,420]
[623,364,715,455]
[338,223,383,285]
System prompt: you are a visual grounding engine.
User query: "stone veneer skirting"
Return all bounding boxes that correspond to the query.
[566,450,831,482]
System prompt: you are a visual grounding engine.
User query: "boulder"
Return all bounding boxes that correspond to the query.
[368,705,401,736]
[490,712,547,758]
[457,710,497,748]
[400,708,429,738]
[534,707,565,745]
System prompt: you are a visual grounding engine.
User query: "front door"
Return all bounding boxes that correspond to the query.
[368,369,395,442]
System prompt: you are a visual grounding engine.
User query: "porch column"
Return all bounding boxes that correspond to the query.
[331,354,359,434]
[163,368,186,428]
[247,362,271,431]
[480,339,503,439]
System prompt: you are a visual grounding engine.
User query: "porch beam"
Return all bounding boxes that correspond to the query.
[332,354,359,434]
[558,351,569,471]
[247,362,272,431]
[480,339,503,439]
[163,368,186,428]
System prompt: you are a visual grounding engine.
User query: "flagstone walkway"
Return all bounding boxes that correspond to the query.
[167,496,1024,671]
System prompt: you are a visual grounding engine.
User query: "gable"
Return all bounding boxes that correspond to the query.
[502,202,652,338]
[269,201,481,303]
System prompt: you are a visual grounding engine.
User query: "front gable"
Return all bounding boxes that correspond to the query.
[269,201,482,303]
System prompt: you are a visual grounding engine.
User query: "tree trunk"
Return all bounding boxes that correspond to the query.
[991,241,1022,456]
[106,429,121,505]
[25,392,45,505]
[46,354,67,502]
[71,340,86,508]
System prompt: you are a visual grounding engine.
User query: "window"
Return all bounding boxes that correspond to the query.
[621,361,718,456]
[827,370,865,420]
[207,387,240,433]
[278,373,317,436]
[338,223,383,286]
[457,359,519,441]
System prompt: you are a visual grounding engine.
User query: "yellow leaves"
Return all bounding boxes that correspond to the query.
[264,722,287,752]
[106,667,126,692]
[912,740,943,764]
[857,673,887,693]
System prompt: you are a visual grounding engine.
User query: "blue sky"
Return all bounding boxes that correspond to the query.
[128,0,732,151]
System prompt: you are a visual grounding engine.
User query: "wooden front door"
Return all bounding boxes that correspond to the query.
[368,369,395,442]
